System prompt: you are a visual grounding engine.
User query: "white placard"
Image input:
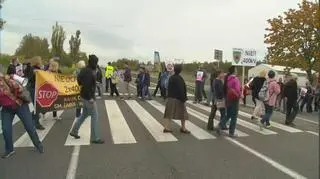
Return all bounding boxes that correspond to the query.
[232,48,257,66]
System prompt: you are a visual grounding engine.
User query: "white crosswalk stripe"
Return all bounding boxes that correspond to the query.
[186,101,277,135]
[105,100,137,144]
[126,100,178,142]
[147,100,216,140]
[0,99,316,148]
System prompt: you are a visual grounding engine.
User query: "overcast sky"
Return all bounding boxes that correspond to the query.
[1,0,301,64]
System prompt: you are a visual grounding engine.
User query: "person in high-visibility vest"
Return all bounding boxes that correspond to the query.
[105,62,114,93]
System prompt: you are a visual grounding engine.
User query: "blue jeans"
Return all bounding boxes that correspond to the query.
[1,104,42,153]
[29,88,40,126]
[142,86,150,98]
[71,99,100,141]
[219,101,239,135]
[76,108,81,118]
[261,104,274,126]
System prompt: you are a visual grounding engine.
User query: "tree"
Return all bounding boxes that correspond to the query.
[0,0,6,30]
[69,30,81,63]
[265,0,320,83]
[15,34,50,58]
[51,22,66,58]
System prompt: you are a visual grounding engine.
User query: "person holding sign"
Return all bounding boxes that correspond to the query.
[193,66,207,103]
[47,61,62,120]
[69,55,104,144]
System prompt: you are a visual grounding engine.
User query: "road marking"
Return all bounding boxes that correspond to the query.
[65,146,80,179]
[237,111,303,133]
[187,101,277,135]
[126,100,177,142]
[296,116,318,125]
[147,100,215,140]
[105,100,137,144]
[14,111,63,147]
[65,117,91,146]
[226,137,307,179]
[185,106,248,137]
[129,83,194,97]
[306,131,319,136]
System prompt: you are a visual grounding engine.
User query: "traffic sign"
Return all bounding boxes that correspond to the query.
[214,49,223,61]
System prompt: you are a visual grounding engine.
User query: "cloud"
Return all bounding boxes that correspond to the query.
[1,0,301,63]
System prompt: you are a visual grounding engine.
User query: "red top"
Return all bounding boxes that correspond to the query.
[0,76,23,109]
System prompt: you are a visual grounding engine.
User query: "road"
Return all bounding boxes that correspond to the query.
[0,82,319,179]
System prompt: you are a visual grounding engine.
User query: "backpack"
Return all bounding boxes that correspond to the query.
[258,80,269,102]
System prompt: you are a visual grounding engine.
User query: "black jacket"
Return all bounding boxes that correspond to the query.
[284,79,298,101]
[96,67,103,83]
[27,65,41,90]
[167,74,187,103]
[251,77,266,99]
[78,55,98,100]
[214,79,224,100]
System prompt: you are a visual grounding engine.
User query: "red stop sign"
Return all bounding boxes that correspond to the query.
[37,83,59,107]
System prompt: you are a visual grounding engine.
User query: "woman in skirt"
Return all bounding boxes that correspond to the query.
[163,64,190,134]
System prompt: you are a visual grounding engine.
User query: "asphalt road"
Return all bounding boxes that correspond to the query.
[0,82,319,179]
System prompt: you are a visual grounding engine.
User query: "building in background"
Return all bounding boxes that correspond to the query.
[248,64,314,86]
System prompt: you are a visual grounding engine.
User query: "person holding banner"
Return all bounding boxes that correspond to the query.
[27,56,45,130]
[69,55,104,144]
[48,61,62,120]
[0,73,44,158]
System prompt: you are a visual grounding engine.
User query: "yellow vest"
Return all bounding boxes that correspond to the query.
[105,65,114,78]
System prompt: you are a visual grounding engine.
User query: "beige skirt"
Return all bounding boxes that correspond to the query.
[163,98,188,120]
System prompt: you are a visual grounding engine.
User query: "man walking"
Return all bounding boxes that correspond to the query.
[70,54,104,144]
[123,63,132,98]
[194,66,206,103]
[283,74,299,126]
[105,62,114,93]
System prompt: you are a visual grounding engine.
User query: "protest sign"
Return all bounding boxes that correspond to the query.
[232,48,257,66]
[35,70,82,113]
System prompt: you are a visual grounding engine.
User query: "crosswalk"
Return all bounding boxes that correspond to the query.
[0,98,312,149]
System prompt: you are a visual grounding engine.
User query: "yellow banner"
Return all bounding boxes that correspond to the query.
[35,70,82,113]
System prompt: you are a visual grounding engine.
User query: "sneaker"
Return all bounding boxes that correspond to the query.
[1,151,15,159]
[36,145,44,153]
[91,139,105,144]
[265,124,271,129]
[228,133,238,138]
[96,96,102,99]
[36,125,45,130]
[69,132,80,139]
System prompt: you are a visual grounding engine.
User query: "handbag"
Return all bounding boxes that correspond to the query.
[216,99,225,109]
[19,88,32,103]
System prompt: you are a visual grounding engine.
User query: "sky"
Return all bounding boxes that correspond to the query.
[1,0,301,65]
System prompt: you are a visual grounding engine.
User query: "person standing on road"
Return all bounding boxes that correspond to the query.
[163,64,190,134]
[123,63,132,98]
[216,66,241,137]
[110,67,121,98]
[69,55,104,144]
[73,61,86,119]
[194,66,206,103]
[105,62,114,93]
[160,68,169,99]
[275,78,284,111]
[207,70,227,131]
[153,68,162,97]
[283,74,299,126]
[300,82,313,113]
[206,67,217,106]
[96,65,103,99]
[259,71,280,128]
[142,70,151,100]
[242,78,249,106]
[27,56,45,130]
[48,61,62,120]
[250,70,267,120]
[0,73,44,158]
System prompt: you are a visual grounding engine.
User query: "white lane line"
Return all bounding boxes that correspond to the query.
[147,100,215,140]
[238,111,303,133]
[126,100,177,142]
[14,111,63,147]
[65,117,91,146]
[226,137,307,179]
[65,146,81,179]
[105,100,137,144]
[129,83,194,97]
[185,106,248,137]
[306,131,319,136]
[296,116,318,125]
[187,101,277,135]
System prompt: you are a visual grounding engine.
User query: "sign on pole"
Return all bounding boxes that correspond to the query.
[214,49,223,61]
[154,51,160,63]
[232,48,257,66]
